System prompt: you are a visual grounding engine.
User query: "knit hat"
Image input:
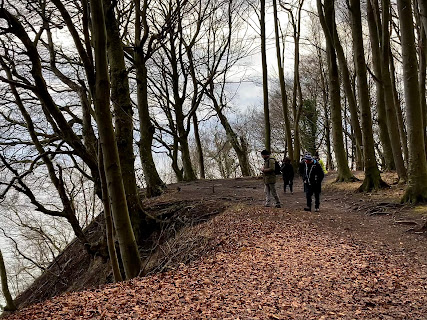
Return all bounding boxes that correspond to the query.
[303,153,313,160]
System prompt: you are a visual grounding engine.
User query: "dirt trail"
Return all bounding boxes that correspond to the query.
[4,174,427,319]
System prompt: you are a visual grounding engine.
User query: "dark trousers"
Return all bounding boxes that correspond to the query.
[305,184,320,209]
[283,178,293,192]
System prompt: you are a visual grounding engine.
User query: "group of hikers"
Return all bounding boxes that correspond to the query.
[259,150,325,212]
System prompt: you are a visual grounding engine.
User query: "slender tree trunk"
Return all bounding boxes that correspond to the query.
[193,113,205,179]
[104,0,147,234]
[273,0,293,161]
[134,0,166,197]
[415,4,427,156]
[417,0,427,36]
[98,144,122,282]
[377,0,407,181]
[389,49,409,164]
[209,86,252,176]
[170,136,184,182]
[397,0,427,202]
[366,0,395,171]
[318,50,334,170]
[261,0,271,151]
[0,249,16,311]
[317,0,354,181]
[90,0,141,278]
[349,0,386,191]
[331,19,363,170]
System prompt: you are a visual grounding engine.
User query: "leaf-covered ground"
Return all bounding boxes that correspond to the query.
[5,202,427,319]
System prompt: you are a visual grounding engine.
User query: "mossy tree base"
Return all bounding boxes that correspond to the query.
[358,176,389,192]
[401,186,427,204]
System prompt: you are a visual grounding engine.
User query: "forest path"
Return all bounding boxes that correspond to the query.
[5,174,427,319]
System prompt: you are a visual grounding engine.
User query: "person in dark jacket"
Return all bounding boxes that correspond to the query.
[301,153,324,212]
[280,157,294,194]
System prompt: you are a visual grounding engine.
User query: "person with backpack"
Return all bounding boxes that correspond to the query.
[301,153,324,212]
[280,157,294,194]
[260,149,281,208]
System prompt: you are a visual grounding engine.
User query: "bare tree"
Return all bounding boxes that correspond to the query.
[397,0,427,202]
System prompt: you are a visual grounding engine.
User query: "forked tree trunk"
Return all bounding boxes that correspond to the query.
[0,249,16,311]
[397,0,427,203]
[317,0,355,181]
[348,0,386,191]
[90,0,141,279]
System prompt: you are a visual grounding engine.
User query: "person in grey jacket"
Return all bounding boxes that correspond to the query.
[260,150,281,208]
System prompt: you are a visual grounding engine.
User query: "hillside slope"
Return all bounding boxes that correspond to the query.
[4,174,427,318]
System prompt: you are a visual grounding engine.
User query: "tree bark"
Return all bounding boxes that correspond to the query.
[134,0,166,197]
[389,49,409,164]
[193,113,205,179]
[317,0,354,181]
[0,249,16,311]
[273,0,293,161]
[90,0,141,278]
[261,0,271,151]
[348,0,386,191]
[208,84,252,176]
[104,0,147,235]
[98,144,123,282]
[377,0,407,181]
[365,0,395,171]
[397,0,427,202]
[331,20,364,171]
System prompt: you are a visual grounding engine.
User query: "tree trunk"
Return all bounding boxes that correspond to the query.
[377,0,407,181]
[415,3,427,156]
[417,0,427,36]
[260,0,271,151]
[90,0,141,278]
[209,86,252,176]
[317,0,354,181]
[0,249,16,311]
[366,0,395,171]
[134,0,166,197]
[389,49,409,164]
[318,48,334,170]
[193,113,205,179]
[136,62,166,196]
[104,0,147,234]
[331,18,364,170]
[397,0,427,202]
[98,144,122,282]
[273,0,293,161]
[349,0,386,191]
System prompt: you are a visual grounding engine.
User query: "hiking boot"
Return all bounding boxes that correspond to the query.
[275,204,281,208]
[315,208,319,212]
[303,207,311,212]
